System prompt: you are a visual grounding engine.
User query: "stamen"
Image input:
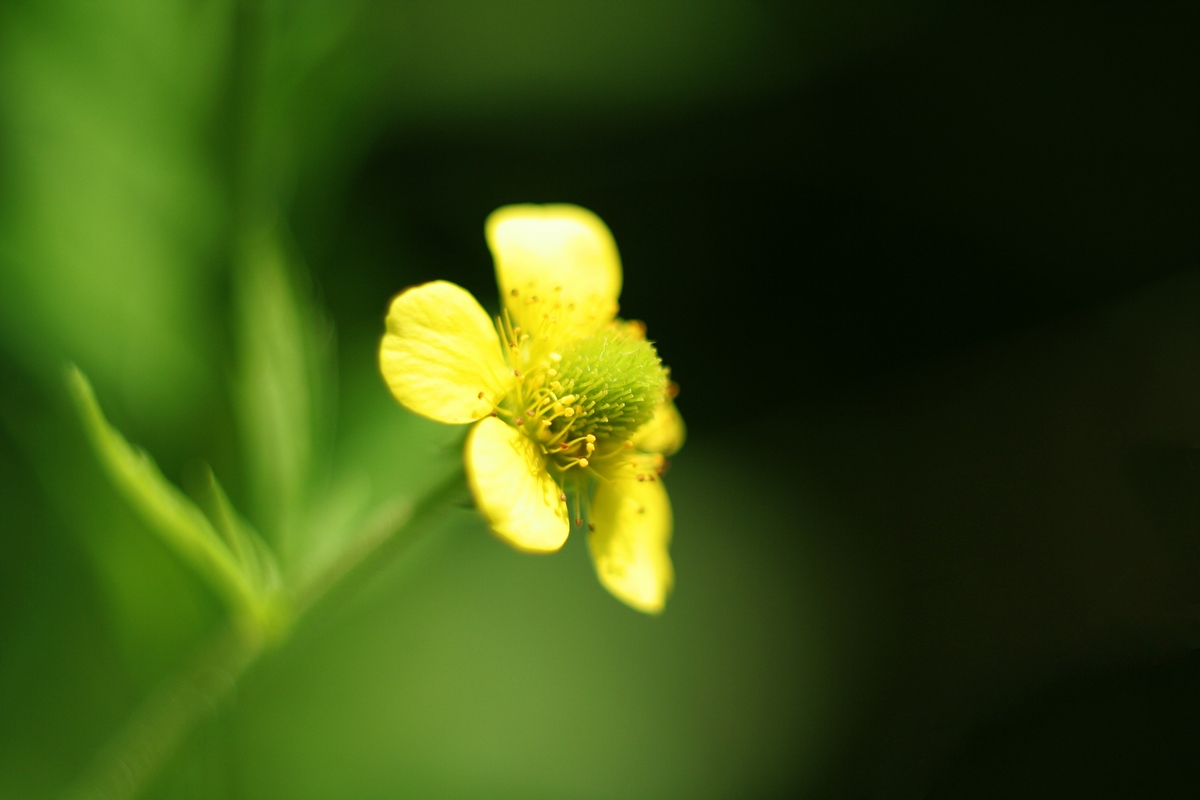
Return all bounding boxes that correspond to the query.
[581,485,594,530]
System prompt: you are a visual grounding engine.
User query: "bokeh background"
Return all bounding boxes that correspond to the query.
[3,2,1200,798]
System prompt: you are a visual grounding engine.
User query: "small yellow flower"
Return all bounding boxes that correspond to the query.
[379,204,685,613]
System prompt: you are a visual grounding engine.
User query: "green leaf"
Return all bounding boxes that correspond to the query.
[0,0,231,428]
[65,364,278,628]
[234,222,333,563]
[198,464,284,600]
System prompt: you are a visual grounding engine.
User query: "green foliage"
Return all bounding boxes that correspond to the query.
[65,366,283,632]
[0,0,229,425]
[234,223,333,564]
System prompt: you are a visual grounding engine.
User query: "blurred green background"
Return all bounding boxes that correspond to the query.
[3,2,1200,798]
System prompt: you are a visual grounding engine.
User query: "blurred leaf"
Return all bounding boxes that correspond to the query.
[0,0,230,428]
[65,365,277,627]
[234,223,334,564]
[198,464,284,605]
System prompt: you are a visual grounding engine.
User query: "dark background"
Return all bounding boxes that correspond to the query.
[3,2,1200,798]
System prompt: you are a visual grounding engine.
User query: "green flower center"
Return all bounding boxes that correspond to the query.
[500,322,667,476]
[550,330,664,440]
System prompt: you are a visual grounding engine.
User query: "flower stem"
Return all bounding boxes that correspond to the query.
[60,626,262,800]
[60,467,467,800]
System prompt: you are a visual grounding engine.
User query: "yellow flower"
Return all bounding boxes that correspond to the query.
[378,204,685,613]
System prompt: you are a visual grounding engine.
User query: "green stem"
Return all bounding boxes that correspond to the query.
[292,467,467,618]
[60,626,261,800]
[59,468,466,800]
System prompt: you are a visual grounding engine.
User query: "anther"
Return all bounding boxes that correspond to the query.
[515,417,525,426]
[559,492,567,503]
[477,391,484,399]
[574,516,583,527]
[550,352,562,362]
[578,457,589,468]
[513,369,522,377]
[490,411,498,417]
[563,407,575,417]
[585,434,596,443]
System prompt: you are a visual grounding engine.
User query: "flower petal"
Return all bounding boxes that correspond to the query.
[465,416,570,553]
[588,463,674,613]
[486,204,622,342]
[631,398,686,456]
[379,281,513,424]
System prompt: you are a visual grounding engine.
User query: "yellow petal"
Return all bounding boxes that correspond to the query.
[379,281,513,424]
[465,416,570,553]
[486,204,622,342]
[631,398,686,456]
[588,463,674,614]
